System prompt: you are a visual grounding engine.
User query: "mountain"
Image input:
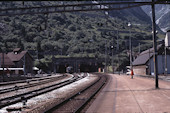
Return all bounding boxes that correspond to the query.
[92,1,152,25]
[0,1,164,71]
[95,0,169,33]
[140,1,170,32]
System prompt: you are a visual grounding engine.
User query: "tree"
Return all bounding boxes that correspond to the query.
[0,47,2,52]
[21,25,26,38]
[37,41,44,59]
[17,39,24,51]
[4,41,9,52]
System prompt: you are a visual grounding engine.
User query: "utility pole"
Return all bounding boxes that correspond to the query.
[117,28,120,75]
[128,22,133,78]
[24,54,26,76]
[2,52,4,82]
[111,36,114,74]
[152,0,158,88]
[165,46,167,76]
[149,49,151,75]
[138,43,141,53]
[105,40,107,73]
[0,54,2,68]
[52,53,56,74]
[111,45,114,73]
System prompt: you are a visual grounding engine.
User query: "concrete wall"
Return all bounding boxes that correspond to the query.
[133,65,147,75]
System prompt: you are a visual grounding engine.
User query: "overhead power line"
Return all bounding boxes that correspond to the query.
[0,1,169,16]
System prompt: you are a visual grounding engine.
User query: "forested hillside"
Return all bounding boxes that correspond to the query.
[0,1,165,71]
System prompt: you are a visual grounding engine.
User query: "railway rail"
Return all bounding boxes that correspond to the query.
[0,73,87,110]
[0,74,52,86]
[0,74,67,94]
[45,73,107,113]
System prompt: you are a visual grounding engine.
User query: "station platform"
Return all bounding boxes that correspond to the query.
[86,74,170,113]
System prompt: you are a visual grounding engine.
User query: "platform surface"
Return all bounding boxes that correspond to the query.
[86,74,170,113]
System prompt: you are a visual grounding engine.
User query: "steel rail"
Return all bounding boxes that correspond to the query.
[0,74,86,109]
[74,74,107,113]
[45,73,107,113]
[0,74,52,86]
[0,75,67,94]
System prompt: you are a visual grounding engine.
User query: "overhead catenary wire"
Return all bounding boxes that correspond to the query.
[0,1,169,16]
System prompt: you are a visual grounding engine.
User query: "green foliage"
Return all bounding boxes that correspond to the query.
[37,41,44,59]
[17,39,24,51]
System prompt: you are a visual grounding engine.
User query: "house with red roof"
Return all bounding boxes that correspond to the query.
[0,53,15,68]
[0,48,34,76]
[7,48,34,75]
[0,53,15,75]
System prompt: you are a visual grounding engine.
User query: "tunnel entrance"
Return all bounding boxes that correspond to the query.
[57,64,66,73]
[54,57,104,73]
[80,63,98,72]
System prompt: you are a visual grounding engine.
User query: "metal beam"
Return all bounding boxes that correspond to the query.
[0,1,169,16]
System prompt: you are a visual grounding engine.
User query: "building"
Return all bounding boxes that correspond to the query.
[0,53,15,68]
[53,57,104,73]
[7,48,34,75]
[133,30,170,75]
[0,53,15,75]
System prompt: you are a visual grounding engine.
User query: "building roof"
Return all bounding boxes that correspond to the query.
[7,51,27,62]
[13,48,21,52]
[0,53,15,66]
[132,50,154,66]
[132,44,168,66]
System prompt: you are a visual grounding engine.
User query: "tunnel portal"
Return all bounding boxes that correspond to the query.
[53,57,104,73]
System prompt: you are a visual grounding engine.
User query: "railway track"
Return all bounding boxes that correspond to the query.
[0,74,52,86]
[44,73,108,113]
[0,74,67,94]
[0,73,87,110]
